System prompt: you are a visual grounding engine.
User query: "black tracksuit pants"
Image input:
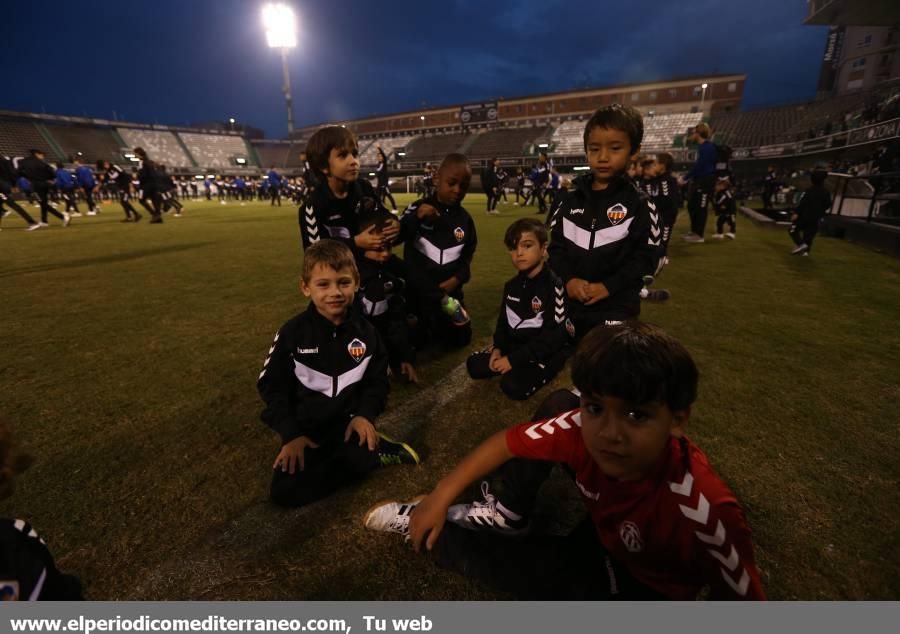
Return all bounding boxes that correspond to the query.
[715,213,736,235]
[269,430,381,508]
[466,347,569,401]
[0,183,37,226]
[34,185,65,223]
[789,220,819,252]
[688,178,713,237]
[429,388,662,600]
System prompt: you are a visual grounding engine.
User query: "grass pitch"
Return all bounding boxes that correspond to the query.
[1,194,898,599]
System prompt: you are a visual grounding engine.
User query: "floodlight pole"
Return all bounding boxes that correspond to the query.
[281,47,295,135]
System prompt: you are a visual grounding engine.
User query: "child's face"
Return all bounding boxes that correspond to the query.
[579,394,687,481]
[300,264,358,323]
[435,163,471,205]
[716,181,728,192]
[324,145,360,184]
[362,243,392,264]
[642,163,657,178]
[508,231,546,273]
[586,127,636,183]
[654,160,666,176]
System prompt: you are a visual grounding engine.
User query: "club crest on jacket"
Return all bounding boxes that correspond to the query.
[607,203,628,225]
[348,338,367,363]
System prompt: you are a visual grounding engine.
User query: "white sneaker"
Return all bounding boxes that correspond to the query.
[1,210,10,218]
[725,232,736,240]
[802,252,809,257]
[683,234,705,243]
[87,211,97,216]
[791,243,808,255]
[26,223,42,231]
[39,222,49,227]
[69,211,82,217]
[363,495,426,536]
[62,212,71,226]
[447,482,529,535]
[711,233,724,240]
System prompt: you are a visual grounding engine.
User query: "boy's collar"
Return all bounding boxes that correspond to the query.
[306,302,356,328]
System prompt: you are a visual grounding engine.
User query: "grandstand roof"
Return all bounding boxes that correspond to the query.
[293,73,745,137]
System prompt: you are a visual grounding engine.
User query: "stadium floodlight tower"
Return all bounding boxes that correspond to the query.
[262,3,298,135]
[700,83,709,113]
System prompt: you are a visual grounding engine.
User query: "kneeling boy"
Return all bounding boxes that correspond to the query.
[257,240,419,508]
[466,218,572,400]
[365,323,765,600]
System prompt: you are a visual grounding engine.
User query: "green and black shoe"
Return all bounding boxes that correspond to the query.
[377,432,421,466]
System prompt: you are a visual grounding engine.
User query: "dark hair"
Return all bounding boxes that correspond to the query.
[695,123,711,140]
[96,160,105,170]
[656,152,674,172]
[133,147,148,160]
[438,153,471,173]
[504,218,549,250]
[302,239,359,283]
[571,322,698,411]
[810,170,828,186]
[583,105,644,153]
[305,126,358,179]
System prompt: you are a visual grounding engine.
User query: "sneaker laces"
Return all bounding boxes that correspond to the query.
[466,482,500,524]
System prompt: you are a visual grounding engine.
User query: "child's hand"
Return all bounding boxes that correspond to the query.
[488,347,502,370]
[416,203,439,220]
[493,356,512,374]
[273,436,320,474]
[438,277,460,293]
[583,282,610,306]
[345,416,378,451]
[566,278,591,303]
[409,492,449,553]
[355,225,385,250]
[400,362,420,384]
[382,218,401,241]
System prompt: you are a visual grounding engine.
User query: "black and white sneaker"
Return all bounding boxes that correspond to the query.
[447,482,529,535]
[791,243,808,255]
[377,432,420,467]
[363,495,425,536]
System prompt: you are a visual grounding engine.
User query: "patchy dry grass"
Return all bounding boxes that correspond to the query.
[1,194,898,599]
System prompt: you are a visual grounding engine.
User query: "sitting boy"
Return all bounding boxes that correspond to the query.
[257,240,419,508]
[300,126,399,255]
[1,422,83,600]
[547,105,659,340]
[400,153,478,349]
[466,218,572,400]
[355,213,419,384]
[365,323,766,600]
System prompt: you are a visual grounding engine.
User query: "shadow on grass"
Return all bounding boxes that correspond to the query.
[0,242,216,278]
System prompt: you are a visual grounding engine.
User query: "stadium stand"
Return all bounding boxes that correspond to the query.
[0,118,56,159]
[466,126,553,157]
[642,112,704,152]
[359,136,412,165]
[710,104,806,147]
[404,132,469,161]
[550,121,585,155]
[252,141,291,169]
[117,128,192,167]
[178,132,250,168]
[286,140,310,167]
[42,123,123,163]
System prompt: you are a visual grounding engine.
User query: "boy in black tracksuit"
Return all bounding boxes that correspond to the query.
[789,169,831,256]
[652,153,681,262]
[467,219,572,400]
[514,168,526,205]
[257,241,419,508]
[548,106,658,340]
[481,159,499,214]
[133,147,163,223]
[355,214,418,384]
[18,150,69,226]
[401,153,477,349]
[375,146,397,211]
[100,161,142,221]
[0,155,39,229]
[712,177,737,239]
[300,127,399,254]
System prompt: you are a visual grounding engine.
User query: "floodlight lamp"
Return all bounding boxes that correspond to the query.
[229,118,235,124]
[369,172,376,177]
[573,166,590,171]
[263,3,297,49]
[538,143,549,148]
[420,116,425,121]
[701,83,708,89]
[195,175,204,180]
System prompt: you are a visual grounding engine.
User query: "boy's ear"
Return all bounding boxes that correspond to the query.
[299,278,311,298]
[669,406,690,438]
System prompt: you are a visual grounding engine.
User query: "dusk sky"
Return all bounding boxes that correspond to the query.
[4,0,829,138]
